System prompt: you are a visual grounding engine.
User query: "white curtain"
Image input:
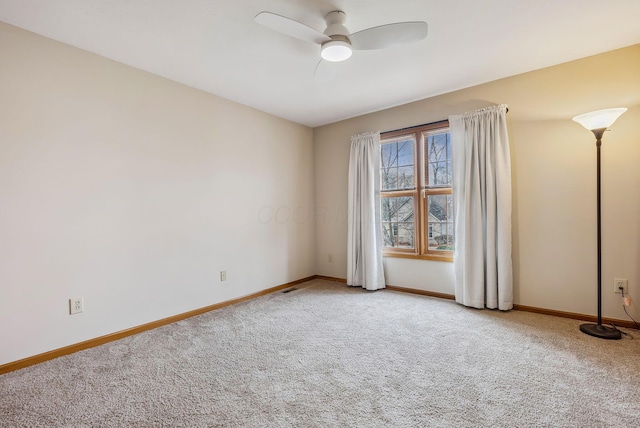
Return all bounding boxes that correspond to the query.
[347,132,386,290]
[449,105,513,310]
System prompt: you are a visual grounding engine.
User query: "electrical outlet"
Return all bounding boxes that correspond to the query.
[69,297,83,315]
[220,270,227,282]
[614,278,628,294]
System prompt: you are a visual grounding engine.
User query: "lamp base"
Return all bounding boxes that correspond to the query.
[579,323,621,340]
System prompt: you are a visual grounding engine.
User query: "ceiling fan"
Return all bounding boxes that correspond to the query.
[255,10,428,81]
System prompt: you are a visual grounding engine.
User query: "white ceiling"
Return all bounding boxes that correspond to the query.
[1,0,639,128]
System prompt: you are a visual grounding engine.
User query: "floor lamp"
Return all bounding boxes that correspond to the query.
[572,107,627,340]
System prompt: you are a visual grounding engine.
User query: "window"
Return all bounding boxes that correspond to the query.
[380,121,453,261]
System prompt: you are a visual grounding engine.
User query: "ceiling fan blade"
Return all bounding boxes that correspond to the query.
[350,21,428,50]
[255,12,331,45]
[313,59,339,83]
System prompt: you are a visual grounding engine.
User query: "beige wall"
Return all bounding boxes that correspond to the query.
[314,45,640,321]
[0,22,316,365]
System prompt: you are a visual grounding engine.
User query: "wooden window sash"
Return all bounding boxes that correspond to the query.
[381,121,452,261]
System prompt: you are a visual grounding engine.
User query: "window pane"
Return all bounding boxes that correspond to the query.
[382,223,395,247]
[397,140,414,166]
[381,197,396,222]
[397,222,414,248]
[428,133,449,162]
[381,143,397,168]
[427,194,454,251]
[425,131,451,187]
[381,138,415,191]
[381,196,414,248]
[429,161,450,186]
[397,166,414,189]
[382,167,397,191]
[429,194,447,221]
[396,197,414,222]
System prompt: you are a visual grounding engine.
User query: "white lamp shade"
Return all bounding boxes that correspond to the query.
[321,40,352,62]
[572,108,627,131]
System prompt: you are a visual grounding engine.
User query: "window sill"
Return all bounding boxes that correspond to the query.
[383,252,453,263]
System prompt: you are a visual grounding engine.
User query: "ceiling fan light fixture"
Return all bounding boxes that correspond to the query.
[321,39,352,62]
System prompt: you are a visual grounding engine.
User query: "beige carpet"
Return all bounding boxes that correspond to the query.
[1,279,639,427]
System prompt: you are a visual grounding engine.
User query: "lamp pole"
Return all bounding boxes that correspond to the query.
[573,108,627,340]
[594,128,604,329]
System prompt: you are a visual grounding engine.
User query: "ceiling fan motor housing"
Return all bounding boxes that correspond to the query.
[324,11,350,38]
[321,11,352,61]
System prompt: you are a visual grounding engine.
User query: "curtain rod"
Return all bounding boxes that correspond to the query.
[382,108,508,135]
[383,119,449,135]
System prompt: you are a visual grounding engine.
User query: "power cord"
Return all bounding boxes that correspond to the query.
[609,322,633,339]
[608,288,639,339]
[621,289,640,330]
